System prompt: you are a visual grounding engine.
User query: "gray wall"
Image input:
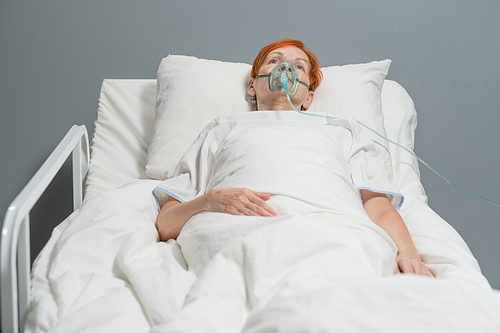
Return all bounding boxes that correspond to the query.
[1,0,499,297]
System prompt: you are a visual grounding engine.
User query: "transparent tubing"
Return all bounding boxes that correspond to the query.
[280,74,500,209]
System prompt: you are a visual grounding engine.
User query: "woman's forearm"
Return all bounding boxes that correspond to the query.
[156,188,277,241]
[156,195,209,241]
[360,190,418,256]
[360,189,434,277]
[365,200,418,256]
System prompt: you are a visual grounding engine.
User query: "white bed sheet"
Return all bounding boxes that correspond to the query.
[84,79,156,200]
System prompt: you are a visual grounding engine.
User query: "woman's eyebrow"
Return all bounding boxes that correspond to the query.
[295,58,310,64]
[268,51,284,58]
[268,52,309,64]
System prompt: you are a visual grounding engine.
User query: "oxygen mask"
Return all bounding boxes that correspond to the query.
[255,59,310,97]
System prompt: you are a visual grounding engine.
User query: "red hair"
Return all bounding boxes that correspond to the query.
[251,39,322,92]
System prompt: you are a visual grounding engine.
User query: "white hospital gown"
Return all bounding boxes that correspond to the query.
[153,111,402,214]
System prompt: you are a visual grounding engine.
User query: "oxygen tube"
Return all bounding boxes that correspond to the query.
[279,72,500,209]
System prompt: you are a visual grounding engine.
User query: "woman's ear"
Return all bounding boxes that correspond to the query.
[301,91,314,110]
[247,78,256,97]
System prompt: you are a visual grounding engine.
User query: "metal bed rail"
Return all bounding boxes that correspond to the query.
[1,125,89,333]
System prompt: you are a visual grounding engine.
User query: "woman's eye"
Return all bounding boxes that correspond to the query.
[296,65,304,71]
[270,59,279,64]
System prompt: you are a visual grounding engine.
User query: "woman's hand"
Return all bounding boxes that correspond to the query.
[204,188,277,217]
[156,187,276,241]
[395,252,435,277]
[360,190,434,278]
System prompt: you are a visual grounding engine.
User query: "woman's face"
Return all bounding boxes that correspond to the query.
[248,46,314,111]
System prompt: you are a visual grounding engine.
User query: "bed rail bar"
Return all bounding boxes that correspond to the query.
[1,125,89,333]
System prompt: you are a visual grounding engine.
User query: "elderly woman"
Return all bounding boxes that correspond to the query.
[154,39,433,278]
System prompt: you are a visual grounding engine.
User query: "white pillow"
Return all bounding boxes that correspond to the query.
[146,55,252,180]
[308,59,392,150]
[146,55,391,180]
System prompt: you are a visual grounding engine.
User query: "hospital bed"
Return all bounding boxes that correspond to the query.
[2,55,500,332]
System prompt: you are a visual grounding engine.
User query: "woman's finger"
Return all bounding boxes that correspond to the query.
[248,192,277,216]
[253,191,271,200]
[422,265,435,277]
[207,188,276,216]
[414,262,434,278]
[399,258,419,274]
[241,207,259,216]
[255,204,275,217]
[398,261,413,274]
[242,201,274,217]
[397,258,435,278]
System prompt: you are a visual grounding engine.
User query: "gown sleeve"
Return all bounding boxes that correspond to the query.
[344,118,404,210]
[152,119,221,211]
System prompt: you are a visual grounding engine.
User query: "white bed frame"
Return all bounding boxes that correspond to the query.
[1,126,90,333]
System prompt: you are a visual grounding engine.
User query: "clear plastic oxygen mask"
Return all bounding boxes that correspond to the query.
[255,59,310,97]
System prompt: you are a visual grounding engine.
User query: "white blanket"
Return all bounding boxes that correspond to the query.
[26,113,500,332]
[26,180,500,332]
[27,180,195,332]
